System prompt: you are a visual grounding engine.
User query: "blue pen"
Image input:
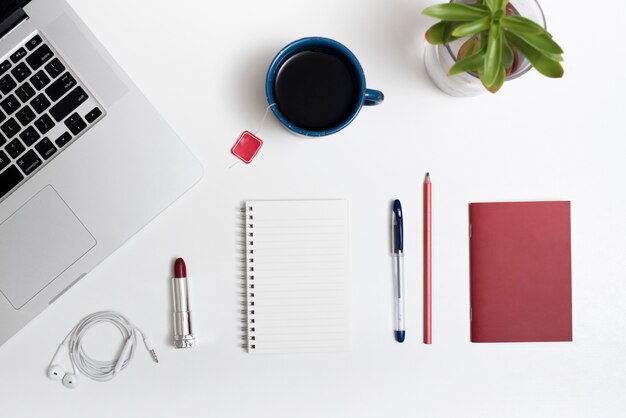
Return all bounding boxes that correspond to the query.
[392,200,406,343]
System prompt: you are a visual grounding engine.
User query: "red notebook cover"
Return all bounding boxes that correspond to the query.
[469,201,572,343]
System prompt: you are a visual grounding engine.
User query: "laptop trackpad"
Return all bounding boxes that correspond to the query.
[0,186,96,309]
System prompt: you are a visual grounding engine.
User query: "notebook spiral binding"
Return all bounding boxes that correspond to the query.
[242,205,256,351]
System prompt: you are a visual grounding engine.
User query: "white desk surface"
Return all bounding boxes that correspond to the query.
[1,0,625,416]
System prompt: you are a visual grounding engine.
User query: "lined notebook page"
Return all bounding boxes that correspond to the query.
[244,200,350,353]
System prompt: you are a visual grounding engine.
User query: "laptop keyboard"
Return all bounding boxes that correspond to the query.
[0,32,104,203]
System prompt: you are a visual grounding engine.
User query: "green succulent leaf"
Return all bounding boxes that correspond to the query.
[422,3,490,21]
[485,0,506,13]
[484,67,506,93]
[457,35,484,60]
[449,49,485,76]
[511,31,564,58]
[535,50,564,62]
[501,15,545,34]
[484,0,496,11]
[502,38,514,69]
[452,16,491,37]
[483,24,503,86]
[425,21,460,45]
[505,31,564,78]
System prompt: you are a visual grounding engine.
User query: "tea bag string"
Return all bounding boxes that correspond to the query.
[252,103,276,136]
[228,103,276,169]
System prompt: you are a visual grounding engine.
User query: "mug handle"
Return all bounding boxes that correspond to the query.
[364,89,384,106]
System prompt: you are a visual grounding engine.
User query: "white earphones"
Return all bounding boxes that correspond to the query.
[47,364,64,381]
[47,343,80,389]
[62,373,79,389]
[46,311,158,389]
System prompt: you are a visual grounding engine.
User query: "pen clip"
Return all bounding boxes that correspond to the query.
[392,200,403,253]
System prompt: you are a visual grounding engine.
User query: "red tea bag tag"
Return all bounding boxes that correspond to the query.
[231,131,263,164]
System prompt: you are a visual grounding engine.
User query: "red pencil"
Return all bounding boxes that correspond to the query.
[424,173,432,344]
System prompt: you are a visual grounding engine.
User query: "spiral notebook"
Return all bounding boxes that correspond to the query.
[244,200,350,353]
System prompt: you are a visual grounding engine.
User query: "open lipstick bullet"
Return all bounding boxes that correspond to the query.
[172,258,196,348]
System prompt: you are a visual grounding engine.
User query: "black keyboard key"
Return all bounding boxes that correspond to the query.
[34,114,54,134]
[6,138,25,159]
[34,137,56,160]
[69,119,87,136]
[54,132,71,148]
[10,47,27,63]
[64,112,81,127]
[29,70,50,91]
[85,107,102,123]
[49,86,87,122]
[44,58,65,79]
[0,110,5,124]
[73,118,89,134]
[15,83,35,102]
[1,117,20,138]
[0,165,24,199]
[19,125,40,146]
[16,149,42,175]
[30,93,50,114]
[26,44,53,70]
[11,62,31,83]
[65,113,86,135]
[0,74,16,95]
[45,72,76,102]
[0,150,9,171]
[25,35,43,51]
[0,60,11,76]
[16,105,35,126]
[0,132,5,146]
[1,94,19,115]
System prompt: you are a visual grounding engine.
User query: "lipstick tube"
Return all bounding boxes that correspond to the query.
[172,258,196,348]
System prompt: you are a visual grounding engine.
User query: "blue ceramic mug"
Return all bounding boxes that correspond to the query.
[266,37,384,137]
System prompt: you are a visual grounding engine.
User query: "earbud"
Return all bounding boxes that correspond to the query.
[47,364,65,381]
[47,343,78,388]
[62,373,79,389]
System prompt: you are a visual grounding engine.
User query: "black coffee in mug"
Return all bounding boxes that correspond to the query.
[266,37,383,137]
[273,50,360,132]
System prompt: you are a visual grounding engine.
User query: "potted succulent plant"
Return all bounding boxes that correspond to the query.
[423,0,563,96]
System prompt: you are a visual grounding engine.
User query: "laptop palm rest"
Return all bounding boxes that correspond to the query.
[0,186,96,309]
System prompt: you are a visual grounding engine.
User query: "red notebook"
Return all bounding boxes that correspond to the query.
[469,201,572,343]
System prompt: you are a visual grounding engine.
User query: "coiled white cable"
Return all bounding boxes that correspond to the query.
[61,311,158,382]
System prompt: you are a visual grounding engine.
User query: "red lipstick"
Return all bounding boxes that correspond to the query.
[171,257,196,348]
[174,258,187,279]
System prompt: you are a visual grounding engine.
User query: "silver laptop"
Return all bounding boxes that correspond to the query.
[0,0,203,346]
